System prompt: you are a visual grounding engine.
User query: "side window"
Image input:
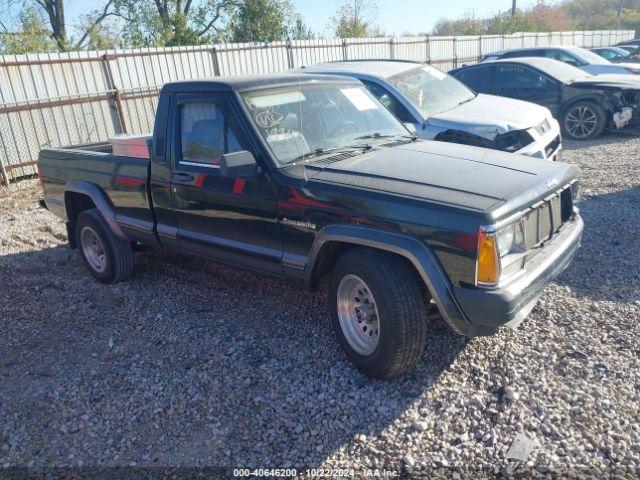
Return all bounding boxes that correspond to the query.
[496,65,553,91]
[453,66,493,93]
[502,50,534,59]
[362,80,414,123]
[545,49,583,67]
[179,100,248,166]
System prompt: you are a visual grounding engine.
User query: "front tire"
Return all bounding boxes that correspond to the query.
[329,248,429,379]
[562,101,606,141]
[75,209,133,283]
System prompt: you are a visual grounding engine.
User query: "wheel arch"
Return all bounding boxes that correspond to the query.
[305,224,473,335]
[561,95,614,120]
[64,181,127,248]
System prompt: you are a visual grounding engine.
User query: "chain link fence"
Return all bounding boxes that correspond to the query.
[0,29,634,185]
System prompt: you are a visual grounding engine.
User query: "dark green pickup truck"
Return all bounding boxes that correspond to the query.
[38,74,583,378]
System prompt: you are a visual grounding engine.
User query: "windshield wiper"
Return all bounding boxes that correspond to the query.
[354,132,396,140]
[287,144,372,165]
[355,132,418,142]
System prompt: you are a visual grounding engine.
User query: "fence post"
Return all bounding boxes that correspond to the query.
[286,39,294,68]
[210,46,221,76]
[101,53,127,134]
[389,38,395,60]
[425,35,430,64]
[342,39,348,60]
[478,35,483,63]
[0,157,8,188]
[452,36,457,69]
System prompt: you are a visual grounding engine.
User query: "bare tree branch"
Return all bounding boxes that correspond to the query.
[74,0,116,48]
[198,0,236,36]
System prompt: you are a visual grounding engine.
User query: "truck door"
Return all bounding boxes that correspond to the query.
[170,93,283,276]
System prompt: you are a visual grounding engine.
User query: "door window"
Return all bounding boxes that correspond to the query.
[362,80,414,122]
[179,101,249,166]
[496,65,555,91]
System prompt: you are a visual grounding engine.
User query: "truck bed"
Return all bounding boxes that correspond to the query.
[38,141,156,246]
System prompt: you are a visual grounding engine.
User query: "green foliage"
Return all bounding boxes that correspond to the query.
[227,0,292,43]
[561,0,640,31]
[330,0,379,38]
[0,7,54,54]
[116,0,236,47]
[288,14,315,40]
[432,0,639,36]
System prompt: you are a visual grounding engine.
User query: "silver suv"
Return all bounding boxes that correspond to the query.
[299,60,562,161]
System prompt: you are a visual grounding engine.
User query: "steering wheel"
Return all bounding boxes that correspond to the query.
[329,121,358,137]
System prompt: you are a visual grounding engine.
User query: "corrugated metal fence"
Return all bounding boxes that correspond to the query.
[0,29,634,184]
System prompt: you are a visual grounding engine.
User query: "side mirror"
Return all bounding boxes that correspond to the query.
[403,122,417,134]
[219,150,258,177]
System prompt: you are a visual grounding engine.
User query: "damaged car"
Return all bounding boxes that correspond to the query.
[299,60,562,160]
[450,57,640,140]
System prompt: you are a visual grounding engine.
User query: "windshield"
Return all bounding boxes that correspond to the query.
[539,60,592,83]
[387,65,476,118]
[572,47,611,65]
[241,83,409,166]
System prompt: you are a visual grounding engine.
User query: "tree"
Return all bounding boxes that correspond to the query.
[227,0,291,43]
[115,0,237,47]
[330,0,378,38]
[0,0,120,50]
[560,0,640,31]
[288,14,314,40]
[528,1,570,31]
[0,6,54,53]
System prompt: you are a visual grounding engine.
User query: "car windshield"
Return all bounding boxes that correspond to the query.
[241,83,409,166]
[387,65,476,118]
[538,60,592,83]
[572,47,611,65]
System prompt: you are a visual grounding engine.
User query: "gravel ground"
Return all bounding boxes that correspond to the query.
[0,133,639,477]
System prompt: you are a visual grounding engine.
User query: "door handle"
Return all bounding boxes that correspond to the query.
[172,172,194,182]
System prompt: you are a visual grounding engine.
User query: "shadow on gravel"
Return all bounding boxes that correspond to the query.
[0,241,468,468]
[554,186,640,303]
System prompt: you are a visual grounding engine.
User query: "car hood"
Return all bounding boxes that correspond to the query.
[304,140,577,216]
[569,74,640,89]
[426,94,550,139]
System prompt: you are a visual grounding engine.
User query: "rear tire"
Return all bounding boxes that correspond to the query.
[75,209,133,283]
[561,101,606,141]
[329,248,429,379]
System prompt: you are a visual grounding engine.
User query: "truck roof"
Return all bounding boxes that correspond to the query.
[161,73,360,93]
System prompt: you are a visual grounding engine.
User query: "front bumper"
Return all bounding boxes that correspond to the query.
[516,117,562,161]
[452,213,583,333]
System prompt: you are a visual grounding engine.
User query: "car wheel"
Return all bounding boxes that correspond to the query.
[75,208,133,283]
[329,248,429,379]
[562,101,606,140]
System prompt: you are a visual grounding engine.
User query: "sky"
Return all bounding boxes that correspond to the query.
[4,0,540,37]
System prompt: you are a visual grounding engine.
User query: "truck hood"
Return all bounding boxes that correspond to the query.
[569,74,640,90]
[305,140,577,217]
[426,94,550,139]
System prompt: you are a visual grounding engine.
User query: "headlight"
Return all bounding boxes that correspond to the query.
[625,67,640,74]
[496,221,525,257]
[476,220,526,286]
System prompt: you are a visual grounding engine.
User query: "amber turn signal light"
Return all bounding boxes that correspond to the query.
[476,229,500,286]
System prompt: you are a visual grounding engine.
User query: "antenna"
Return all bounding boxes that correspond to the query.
[299,73,308,183]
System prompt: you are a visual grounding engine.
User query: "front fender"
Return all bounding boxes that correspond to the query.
[305,224,484,336]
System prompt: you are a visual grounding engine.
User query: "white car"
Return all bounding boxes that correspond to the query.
[483,45,640,76]
[299,60,562,161]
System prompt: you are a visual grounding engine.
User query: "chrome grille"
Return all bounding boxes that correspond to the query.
[523,183,575,249]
